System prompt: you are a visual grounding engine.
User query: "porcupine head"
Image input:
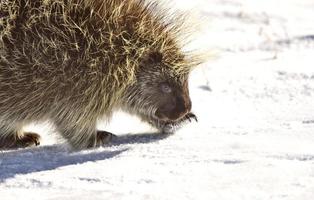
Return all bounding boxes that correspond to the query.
[117,1,203,133]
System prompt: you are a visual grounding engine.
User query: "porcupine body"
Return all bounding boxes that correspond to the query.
[0,0,199,149]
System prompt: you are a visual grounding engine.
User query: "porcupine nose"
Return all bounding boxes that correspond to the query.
[156,96,191,121]
[173,95,191,119]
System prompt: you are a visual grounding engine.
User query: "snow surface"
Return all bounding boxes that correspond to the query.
[1,0,314,199]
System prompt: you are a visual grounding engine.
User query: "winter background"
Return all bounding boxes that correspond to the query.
[1,0,314,199]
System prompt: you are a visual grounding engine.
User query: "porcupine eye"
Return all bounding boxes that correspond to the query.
[160,83,172,93]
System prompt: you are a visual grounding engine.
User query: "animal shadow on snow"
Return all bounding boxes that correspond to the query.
[0,132,171,182]
[109,131,172,146]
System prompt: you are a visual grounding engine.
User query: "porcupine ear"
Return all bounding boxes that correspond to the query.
[148,51,163,63]
[142,51,163,64]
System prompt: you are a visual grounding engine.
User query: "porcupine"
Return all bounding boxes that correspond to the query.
[0,0,200,149]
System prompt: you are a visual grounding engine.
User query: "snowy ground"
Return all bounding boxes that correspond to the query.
[1,0,314,199]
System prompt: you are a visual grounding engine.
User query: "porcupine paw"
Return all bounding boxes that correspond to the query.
[17,132,41,147]
[181,112,198,123]
[162,112,198,134]
[96,131,116,146]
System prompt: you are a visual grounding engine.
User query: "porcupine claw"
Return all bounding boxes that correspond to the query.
[158,113,198,134]
[185,112,198,123]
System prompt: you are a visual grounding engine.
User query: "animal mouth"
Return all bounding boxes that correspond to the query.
[149,112,198,134]
[154,108,191,122]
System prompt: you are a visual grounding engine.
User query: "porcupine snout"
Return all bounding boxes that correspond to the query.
[154,83,192,122]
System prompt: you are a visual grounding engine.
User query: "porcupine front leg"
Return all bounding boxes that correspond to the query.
[54,118,113,149]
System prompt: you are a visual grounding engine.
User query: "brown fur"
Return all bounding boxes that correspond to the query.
[0,0,201,149]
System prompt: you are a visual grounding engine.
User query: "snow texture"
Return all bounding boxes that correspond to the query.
[1,0,314,199]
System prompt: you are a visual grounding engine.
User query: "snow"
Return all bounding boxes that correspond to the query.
[1,0,314,199]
